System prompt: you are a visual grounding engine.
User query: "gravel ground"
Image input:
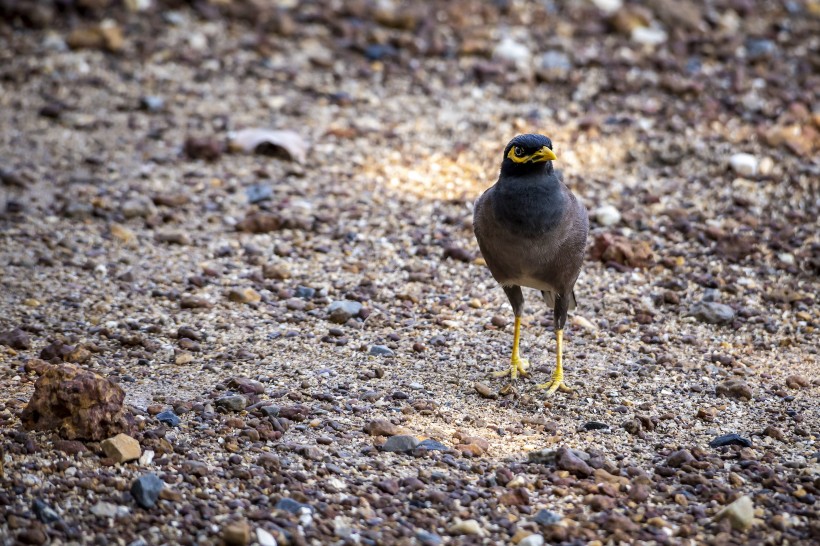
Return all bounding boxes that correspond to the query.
[1,1,818,545]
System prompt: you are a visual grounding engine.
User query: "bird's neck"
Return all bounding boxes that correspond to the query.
[499,161,553,178]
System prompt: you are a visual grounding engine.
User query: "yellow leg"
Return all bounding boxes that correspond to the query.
[492,316,529,379]
[537,329,572,394]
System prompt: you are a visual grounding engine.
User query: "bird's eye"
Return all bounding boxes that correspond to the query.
[514,146,525,157]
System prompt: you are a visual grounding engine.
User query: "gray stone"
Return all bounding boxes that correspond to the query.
[368,345,394,357]
[260,405,280,417]
[32,499,61,523]
[275,498,312,514]
[246,183,273,204]
[91,501,118,517]
[416,439,448,451]
[382,435,420,453]
[709,433,752,448]
[131,473,164,508]
[121,196,156,219]
[156,410,180,427]
[216,395,248,412]
[415,530,442,546]
[714,495,754,530]
[533,509,562,526]
[327,300,362,323]
[690,302,735,324]
[536,50,572,80]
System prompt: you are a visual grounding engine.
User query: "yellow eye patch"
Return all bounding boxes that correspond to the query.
[506,145,557,164]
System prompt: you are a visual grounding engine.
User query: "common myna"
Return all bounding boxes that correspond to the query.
[473,134,589,394]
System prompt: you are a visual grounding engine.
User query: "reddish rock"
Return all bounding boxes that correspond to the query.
[236,212,284,233]
[20,364,133,441]
[590,233,654,268]
[556,448,593,478]
[0,328,31,350]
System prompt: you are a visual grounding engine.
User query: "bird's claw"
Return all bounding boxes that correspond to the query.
[492,357,529,380]
[536,377,573,396]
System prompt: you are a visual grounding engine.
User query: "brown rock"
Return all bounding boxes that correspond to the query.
[588,494,616,511]
[716,379,752,401]
[54,440,86,455]
[499,488,529,506]
[227,288,262,304]
[667,449,695,468]
[590,233,654,268]
[556,447,593,477]
[101,433,141,463]
[262,263,290,280]
[364,419,403,437]
[763,426,785,442]
[456,443,484,457]
[474,382,497,399]
[20,364,133,441]
[184,136,224,161]
[223,520,251,546]
[66,22,124,53]
[0,328,31,350]
[785,375,809,389]
[236,212,283,233]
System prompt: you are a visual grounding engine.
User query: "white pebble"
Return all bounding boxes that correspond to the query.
[632,26,668,46]
[139,449,155,466]
[590,0,622,13]
[519,534,545,546]
[729,153,758,177]
[492,38,531,70]
[256,529,277,546]
[593,204,621,227]
[448,519,483,536]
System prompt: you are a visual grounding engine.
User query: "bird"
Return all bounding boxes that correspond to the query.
[473,134,588,394]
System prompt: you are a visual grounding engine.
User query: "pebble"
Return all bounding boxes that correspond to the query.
[492,38,531,71]
[714,495,754,530]
[131,473,164,508]
[416,439,448,451]
[223,521,251,546]
[91,501,118,518]
[689,302,735,324]
[536,51,572,80]
[593,204,621,226]
[139,450,154,466]
[227,288,262,304]
[245,183,273,204]
[275,498,313,514]
[556,447,593,477]
[327,300,362,323]
[785,375,809,389]
[631,26,667,46]
[667,449,695,468]
[448,519,483,536]
[156,410,180,427]
[415,530,443,546]
[474,382,497,399]
[369,345,394,356]
[382,435,420,453]
[533,509,562,526]
[518,534,545,546]
[121,196,156,219]
[256,528,277,546]
[582,421,610,431]
[101,433,141,463]
[139,95,164,111]
[364,419,403,436]
[716,379,752,401]
[709,433,752,448]
[729,153,758,177]
[32,499,60,523]
[216,395,248,412]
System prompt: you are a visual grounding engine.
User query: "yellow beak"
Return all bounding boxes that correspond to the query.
[531,146,557,162]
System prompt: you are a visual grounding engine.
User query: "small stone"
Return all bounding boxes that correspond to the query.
[536,50,572,81]
[556,447,593,477]
[0,328,32,350]
[139,95,164,111]
[180,295,212,309]
[729,153,758,177]
[631,26,667,46]
[156,410,180,427]
[216,395,248,412]
[130,473,164,508]
[90,501,118,518]
[415,530,443,546]
[690,302,735,324]
[101,433,141,463]
[121,196,156,219]
[518,534,545,546]
[256,528,277,546]
[369,345,394,356]
[582,421,610,431]
[709,433,752,448]
[448,519,483,536]
[377,479,400,495]
[762,425,785,442]
[364,419,403,437]
[785,375,809,389]
[32,499,60,523]
[593,204,621,227]
[226,288,262,304]
[533,509,562,526]
[245,183,273,204]
[382,435,420,453]
[715,495,754,530]
[223,521,251,546]
[716,379,752,401]
[492,38,531,71]
[416,439,448,451]
[262,263,290,280]
[275,498,312,514]
[667,449,695,468]
[139,450,154,466]
[327,300,362,323]
[474,382,497,399]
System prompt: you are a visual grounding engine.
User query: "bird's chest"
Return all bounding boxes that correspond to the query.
[492,184,564,237]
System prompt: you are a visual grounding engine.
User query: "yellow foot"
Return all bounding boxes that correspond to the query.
[536,377,573,395]
[492,357,530,380]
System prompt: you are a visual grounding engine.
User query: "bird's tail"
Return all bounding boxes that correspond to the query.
[542,290,577,311]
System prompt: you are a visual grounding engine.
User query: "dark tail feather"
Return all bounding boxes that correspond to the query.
[542,290,577,311]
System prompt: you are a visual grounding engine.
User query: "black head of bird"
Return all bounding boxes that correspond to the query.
[501,134,558,176]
